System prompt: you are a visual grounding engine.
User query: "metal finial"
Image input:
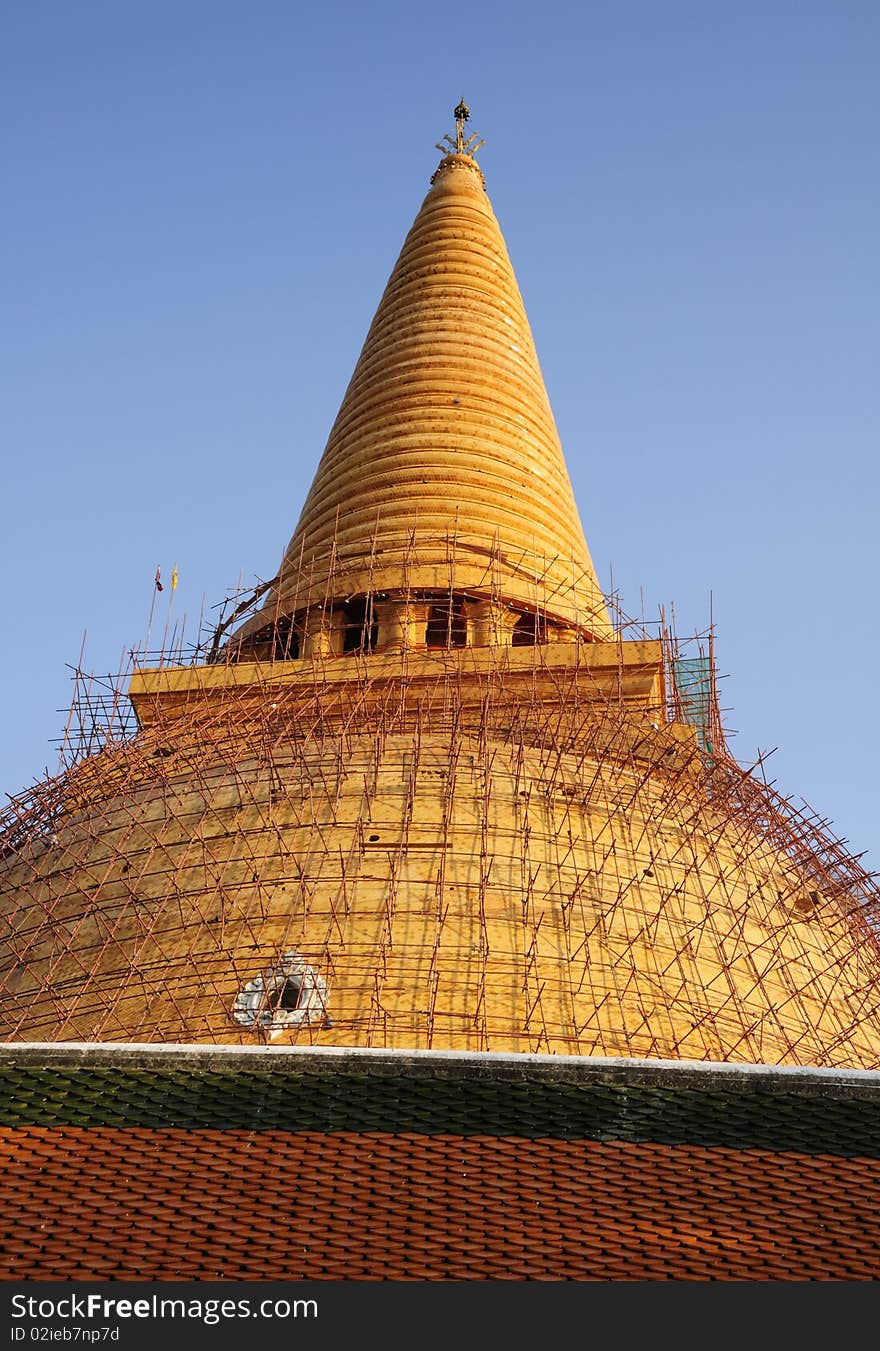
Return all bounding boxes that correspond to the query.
[435,98,485,160]
[454,99,470,149]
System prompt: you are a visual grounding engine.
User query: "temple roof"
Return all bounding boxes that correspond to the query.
[239,127,612,640]
[8,1045,880,1280]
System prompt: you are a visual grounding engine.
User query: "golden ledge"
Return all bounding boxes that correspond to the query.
[129,638,665,725]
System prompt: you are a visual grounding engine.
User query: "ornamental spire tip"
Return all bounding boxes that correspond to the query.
[435,97,485,159]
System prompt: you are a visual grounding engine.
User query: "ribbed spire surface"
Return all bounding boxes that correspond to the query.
[245,149,612,638]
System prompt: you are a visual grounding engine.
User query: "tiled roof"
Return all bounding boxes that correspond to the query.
[7,1128,880,1281]
[3,1047,880,1280]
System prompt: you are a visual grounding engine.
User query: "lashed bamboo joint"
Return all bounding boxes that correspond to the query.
[1,108,879,1070]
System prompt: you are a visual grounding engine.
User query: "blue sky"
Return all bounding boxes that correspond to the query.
[2,1,878,874]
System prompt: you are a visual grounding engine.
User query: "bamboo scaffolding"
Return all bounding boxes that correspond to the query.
[1,529,879,1063]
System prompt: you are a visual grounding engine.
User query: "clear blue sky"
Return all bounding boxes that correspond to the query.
[2,1,878,875]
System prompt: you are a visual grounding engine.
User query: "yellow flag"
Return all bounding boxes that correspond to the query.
[171,565,178,592]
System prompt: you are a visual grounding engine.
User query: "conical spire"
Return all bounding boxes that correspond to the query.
[240,107,612,646]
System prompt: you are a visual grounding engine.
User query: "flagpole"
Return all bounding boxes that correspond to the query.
[146,565,163,655]
[159,563,178,669]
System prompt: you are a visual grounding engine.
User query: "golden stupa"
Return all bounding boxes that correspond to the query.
[2,102,879,1067]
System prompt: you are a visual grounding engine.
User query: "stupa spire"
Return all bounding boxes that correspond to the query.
[238,104,612,651]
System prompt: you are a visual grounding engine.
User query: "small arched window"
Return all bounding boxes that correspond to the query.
[426,601,467,649]
[511,613,547,646]
[233,949,329,1034]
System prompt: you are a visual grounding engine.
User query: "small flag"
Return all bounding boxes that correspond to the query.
[154,566,164,592]
[171,565,178,592]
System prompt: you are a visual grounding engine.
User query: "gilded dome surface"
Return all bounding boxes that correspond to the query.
[2,641,880,1064]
